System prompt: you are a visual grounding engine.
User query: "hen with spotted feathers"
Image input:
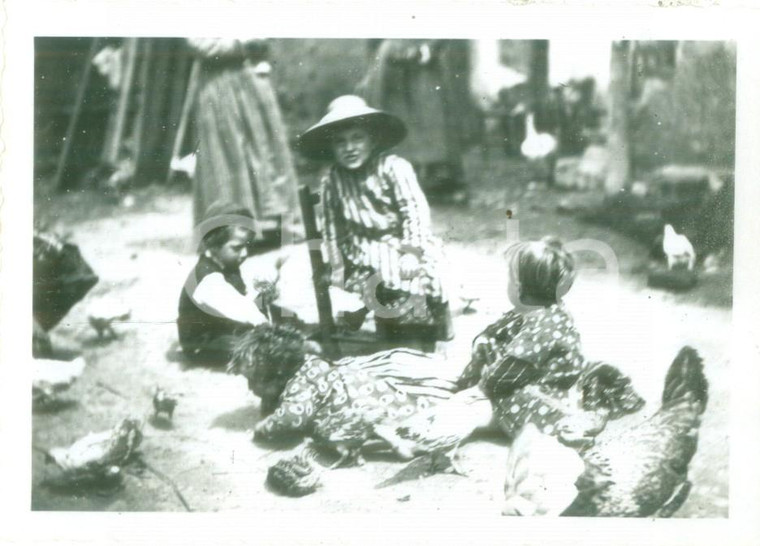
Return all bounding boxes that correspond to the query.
[503,346,708,517]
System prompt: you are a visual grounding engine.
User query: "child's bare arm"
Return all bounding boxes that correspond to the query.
[193,273,268,326]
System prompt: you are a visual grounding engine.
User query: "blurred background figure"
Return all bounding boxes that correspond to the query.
[33,228,99,358]
[187,38,303,243]
[357,39,481,205]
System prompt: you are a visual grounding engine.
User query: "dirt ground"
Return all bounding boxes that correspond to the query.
[31,153,731,516]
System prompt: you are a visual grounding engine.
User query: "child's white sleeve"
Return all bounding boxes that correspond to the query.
[192,273,268,326]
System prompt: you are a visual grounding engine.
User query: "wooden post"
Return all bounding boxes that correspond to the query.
[298,186,336,345]
[528,40,550,112]
[104,38,138,165]
[53,38,101,190]
[166,42,193,171]
[166,57,201,184]
[606,40,633,194]
[131,39,155,183]
[139,38,173,182]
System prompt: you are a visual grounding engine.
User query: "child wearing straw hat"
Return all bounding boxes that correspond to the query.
[298,95,453,342]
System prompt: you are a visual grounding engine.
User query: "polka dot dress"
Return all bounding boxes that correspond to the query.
[475,304,584,400]
[457,303,587,438]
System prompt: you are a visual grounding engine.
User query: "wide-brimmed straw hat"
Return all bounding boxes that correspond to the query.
[297,95,407,161]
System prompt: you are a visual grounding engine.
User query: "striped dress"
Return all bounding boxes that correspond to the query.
[190,39,301,226]
[320,153,448,321]
[254,348,458,440]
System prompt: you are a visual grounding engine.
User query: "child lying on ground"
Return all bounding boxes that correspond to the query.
[177,203,269,365]
[228,323,460,466]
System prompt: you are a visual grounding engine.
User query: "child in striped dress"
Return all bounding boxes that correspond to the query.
[298,95,453,342]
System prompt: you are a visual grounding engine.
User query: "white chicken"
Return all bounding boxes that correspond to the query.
[33,357,87,405]
[87,298,131,339]
[663,224,696,271]
[382,387,494,476]
[503,346,708,518]
[520,111,558,185]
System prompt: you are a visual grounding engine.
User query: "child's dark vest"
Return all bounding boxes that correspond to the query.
[177,256,248,350]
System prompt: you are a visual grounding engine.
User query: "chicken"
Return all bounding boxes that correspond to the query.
[394,387,493,459]
[520,110,558,185]
[267,443,324,497]
[87,298,131,339]
[252,255,288,321]
[375,388,494,486]
[33,357,86,405]
[41,418,143,484]
[503,346,708,517]
[152,386,178,421]
[662,224,696,271]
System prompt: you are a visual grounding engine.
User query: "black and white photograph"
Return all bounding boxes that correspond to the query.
[3,1,760,544]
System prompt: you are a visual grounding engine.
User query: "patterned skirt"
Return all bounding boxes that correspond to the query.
[340,233,449,325]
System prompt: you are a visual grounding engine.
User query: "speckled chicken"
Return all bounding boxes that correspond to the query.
[39,418,143,485]
[391,387,494,467]
[503,346,708,517]
[87,298,131,339]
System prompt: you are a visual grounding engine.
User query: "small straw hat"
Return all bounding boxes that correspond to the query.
[297,95,407,161]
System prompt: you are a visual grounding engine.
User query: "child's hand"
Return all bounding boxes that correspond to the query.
[399,253,420,279]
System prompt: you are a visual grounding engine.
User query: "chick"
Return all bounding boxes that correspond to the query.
[87,298,131,340]
[152,387,178,421]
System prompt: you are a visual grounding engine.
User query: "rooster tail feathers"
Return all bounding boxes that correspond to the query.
[661,346,708,414]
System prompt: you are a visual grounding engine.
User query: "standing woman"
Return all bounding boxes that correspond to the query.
[187,38,302,239]
[298,95,453,343]
[358,39,479,204]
